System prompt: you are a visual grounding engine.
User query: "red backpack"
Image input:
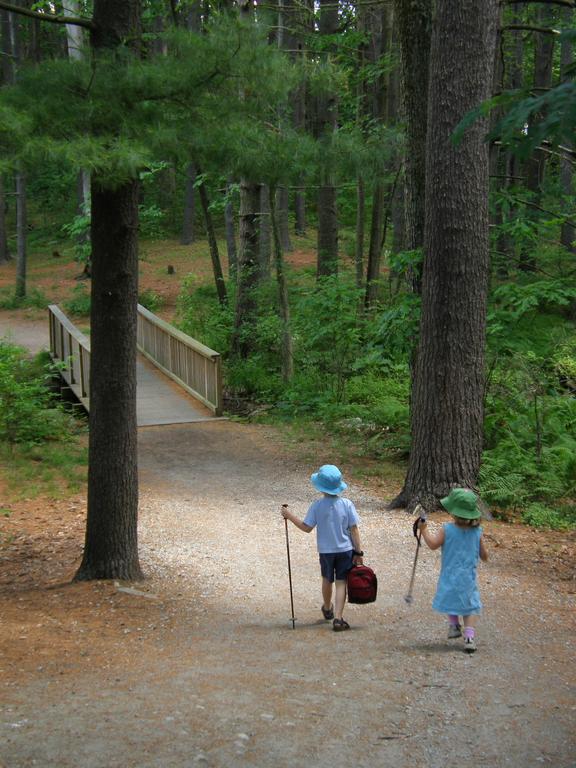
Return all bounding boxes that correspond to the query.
[347,565,378,604]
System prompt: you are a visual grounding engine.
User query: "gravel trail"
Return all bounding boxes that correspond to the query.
[2,420,575,768]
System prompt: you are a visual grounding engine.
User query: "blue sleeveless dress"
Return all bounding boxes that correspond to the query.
[432,523,483,616]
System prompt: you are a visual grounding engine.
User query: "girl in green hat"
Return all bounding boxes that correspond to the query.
[417,488,488,653]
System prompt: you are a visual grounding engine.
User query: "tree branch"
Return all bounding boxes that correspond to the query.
[0,2,94,30]
[506,0,575,7]
[510,195,576,228]
[502,24,561,35]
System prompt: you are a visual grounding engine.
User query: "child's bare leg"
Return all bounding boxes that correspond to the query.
[463,615,477,629]
[334,579,347,620]
[322,577,333,610]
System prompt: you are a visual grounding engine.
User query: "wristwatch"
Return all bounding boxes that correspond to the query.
[353,550,364,557]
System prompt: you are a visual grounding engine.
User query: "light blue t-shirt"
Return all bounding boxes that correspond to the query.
[303,496,360,553]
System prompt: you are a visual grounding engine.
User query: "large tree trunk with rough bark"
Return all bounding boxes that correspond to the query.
[75,0,143,581]
[389,0,499,512]
[394,0,431,293]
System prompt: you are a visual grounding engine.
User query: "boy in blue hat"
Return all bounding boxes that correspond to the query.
[281,464,363,632]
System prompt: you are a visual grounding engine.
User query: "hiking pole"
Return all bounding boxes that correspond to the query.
[282,505,296,629]
[404,504,426,605]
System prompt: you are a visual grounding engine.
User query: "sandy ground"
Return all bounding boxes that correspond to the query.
[1,418,575,768]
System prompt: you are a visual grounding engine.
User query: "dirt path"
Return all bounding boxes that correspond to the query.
[1,417,575,768]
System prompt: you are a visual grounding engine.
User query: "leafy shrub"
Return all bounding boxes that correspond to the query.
[0,343,76,445]
[522,502,576,531]
[0,287,48,310]
[139,203,166,238]
[62,212,91,265]
[63,283,91,316]
[138,289,164,313]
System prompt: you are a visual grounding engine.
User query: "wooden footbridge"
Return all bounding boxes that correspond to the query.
[48,304,223,426]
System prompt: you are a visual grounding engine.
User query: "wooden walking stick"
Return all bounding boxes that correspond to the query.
[282,505,296,629]
[404,504,426,605]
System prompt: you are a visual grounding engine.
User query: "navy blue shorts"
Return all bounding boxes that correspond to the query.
[319,550,354,582]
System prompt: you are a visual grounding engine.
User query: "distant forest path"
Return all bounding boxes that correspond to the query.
[1,315,575,768]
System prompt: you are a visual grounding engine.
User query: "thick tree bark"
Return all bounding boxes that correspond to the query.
[196,171,227,306]
[0,174,11,264]
[180,163,196,245]
[394,0,431,292]
[390,0,499,512]
[75,0,143,581]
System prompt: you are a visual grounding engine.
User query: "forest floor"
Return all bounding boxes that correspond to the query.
[1,245,575,767]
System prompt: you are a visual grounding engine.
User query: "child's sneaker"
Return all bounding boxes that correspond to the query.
[447,623,462,639]
[464,636,477,653]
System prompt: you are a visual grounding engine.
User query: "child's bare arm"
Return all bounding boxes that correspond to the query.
[281,505,313,533]
[479,535,488,561]
[418,520,444,550]
[349,524,363,564]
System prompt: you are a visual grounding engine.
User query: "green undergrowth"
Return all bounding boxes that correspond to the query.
[0,286,49,310]
[177,268,576,530]
[0,343,88,500]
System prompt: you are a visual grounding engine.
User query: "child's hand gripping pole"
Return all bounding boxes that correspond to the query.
[281,505,296,629]
[404,504,427,605]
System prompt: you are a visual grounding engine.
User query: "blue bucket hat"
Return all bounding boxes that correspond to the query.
[311,464,347,495]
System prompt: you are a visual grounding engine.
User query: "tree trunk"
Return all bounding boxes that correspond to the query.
[196,171,227,306]
[224,179,237,280]
[15,171,26,299]
[355,177,365,288]
[232,179,261,359]
[259,183,271,279]
[75,0,143,582]
[0,175,11,264]
[394,0,431,293]
[294,187,306,236]
[180,163,196,245]
[525,5,555,195]
[390,0,499,512]
[560,8,575,253]
[276,186,292,252]
[315,0,339,279]
[270,187,294,383]
[364,181,386,308]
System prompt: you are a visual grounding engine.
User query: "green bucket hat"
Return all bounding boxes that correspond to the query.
[440,488,481,520]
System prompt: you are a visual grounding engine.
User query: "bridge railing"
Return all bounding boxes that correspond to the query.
[48,304,91,408]
[49,304,223,416]
[136,304,223,416]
